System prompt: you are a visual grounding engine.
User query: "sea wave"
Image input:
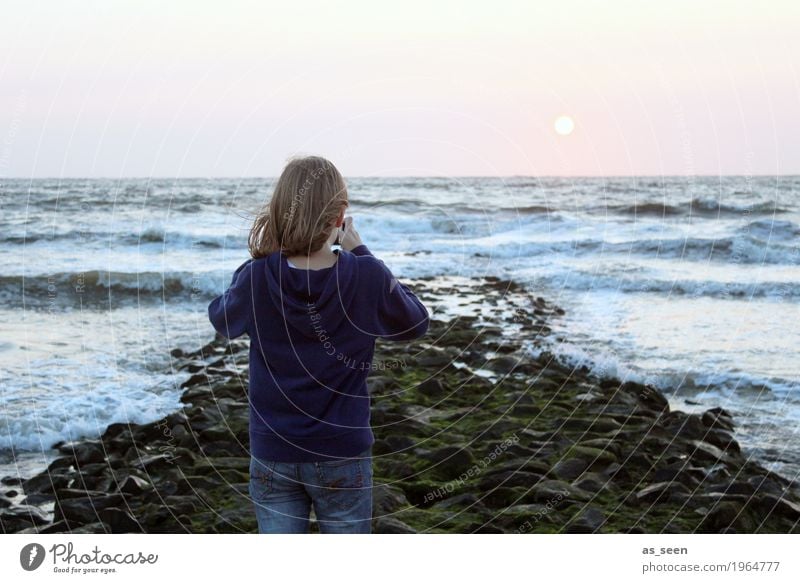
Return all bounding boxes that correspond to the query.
[609,197,790,217]
[539,270,800,299]
[468,234,800,265]
[0,270,226,305]
[0,229,238,248]
[524,339,798,398]
[739,219,800,241]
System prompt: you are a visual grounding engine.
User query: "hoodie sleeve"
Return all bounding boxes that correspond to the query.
[353,245,429,341]
[208,259,254,339]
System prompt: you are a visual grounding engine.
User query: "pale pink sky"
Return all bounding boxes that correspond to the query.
[1,0,799,177]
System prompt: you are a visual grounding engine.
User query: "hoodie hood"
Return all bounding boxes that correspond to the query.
[263,249,360,339]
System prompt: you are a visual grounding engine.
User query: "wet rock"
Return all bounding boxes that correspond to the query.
[372,484,412,515]
[565,506,607,533]
[118,475,153,495]
[550,458,589,481]
[664,413,707,440]
[56,493,126,526]
[373,516,417,534]
[702,407,735,432]
[23,472,71,496]
[652,461,707,485]
[703,429,741,454]
[487,356,518,374]
[636,481,693,503]
[0,504,50,529]
[689,440,740,466]
[181,373,208,388]
[57,440,106,465]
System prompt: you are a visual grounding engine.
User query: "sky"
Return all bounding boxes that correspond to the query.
[1,0,799,178]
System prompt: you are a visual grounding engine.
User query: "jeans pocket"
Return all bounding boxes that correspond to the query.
[316,456,372,512]
[249,457,276,502]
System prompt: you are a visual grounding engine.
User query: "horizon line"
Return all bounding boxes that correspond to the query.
[3,173,799,181]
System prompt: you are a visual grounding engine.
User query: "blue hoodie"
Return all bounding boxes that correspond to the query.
[208,244,429,462]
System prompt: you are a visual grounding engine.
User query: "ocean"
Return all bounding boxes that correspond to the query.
[1,176,798,481]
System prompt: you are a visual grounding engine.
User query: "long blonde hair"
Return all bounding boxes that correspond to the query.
[249,156,349,259]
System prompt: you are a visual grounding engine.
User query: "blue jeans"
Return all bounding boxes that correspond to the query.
[249,448,373,533]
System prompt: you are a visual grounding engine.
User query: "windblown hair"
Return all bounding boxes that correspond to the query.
[249,156,349,259]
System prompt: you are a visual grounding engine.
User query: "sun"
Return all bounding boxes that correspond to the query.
[554,115,575,136]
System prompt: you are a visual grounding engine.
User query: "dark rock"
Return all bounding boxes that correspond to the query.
[483,486,524,508]
[529,479,590,503]
[130,453,178,472]
[23,472,71,496]
[703,429,741,454]
[99,508,143,533]
[372,484,412,515]
[486,356,518,374]
[473,523,506,533]
[377,459,415,480]
[56,493,126,526]
[417,378,444,397]
[426,446,476,481]
[478,470,543,491]
[555,417,623,434]
[69,522,108,534]
[757,494,800,521]
[624,382,669,413]
[573,472,613,494]
[652,461,707,485]
[373,516,417,533]
[550,458,589,481]
[747,475,786,496]
[689,440,740,466]
[636,481,693,503]
[665,413,707,440]
[707,481,756,497]
[1,476,23,486]
[58,440,106,465]
[384,434,416,453]
[698,500,759,533]
[565,506,607,533]
[102,422,133,442]
[433,492,481,510]
[181,373,208,388]
[118,475,153,495]
[0,504,50,528]
[55,488,111,500]
[702,407,735,432]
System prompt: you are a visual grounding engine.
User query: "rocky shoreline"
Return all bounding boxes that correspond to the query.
[2,275,799,534]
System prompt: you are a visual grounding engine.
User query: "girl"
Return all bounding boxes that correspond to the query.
[208,156,430,534]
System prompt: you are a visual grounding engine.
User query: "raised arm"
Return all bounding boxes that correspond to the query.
[351,244,429,341]
[208,259,254,339]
